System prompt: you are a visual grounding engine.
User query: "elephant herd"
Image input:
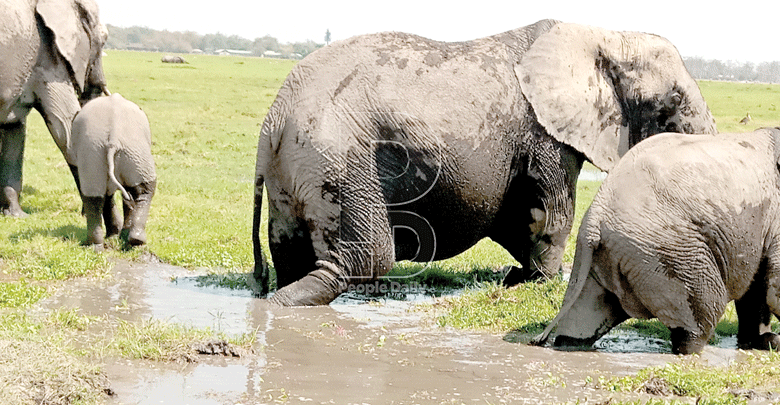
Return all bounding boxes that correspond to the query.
[1,1,777,355]
[0,0,156,249]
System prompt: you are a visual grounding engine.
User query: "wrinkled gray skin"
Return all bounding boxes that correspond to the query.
[535,128,780,355]
[161,55,187,64]
[69,93,157,249]
[253,20,717,306]
[0,0,109,217]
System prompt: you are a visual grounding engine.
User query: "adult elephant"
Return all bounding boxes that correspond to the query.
[0,0,110,217]
[533,129,780,354]
[253,20,717,306]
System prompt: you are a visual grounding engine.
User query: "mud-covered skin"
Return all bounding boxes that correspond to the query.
[0,0,109,217]
[70,94,156,248]
[536,128,780,354]
[254,21,716,306]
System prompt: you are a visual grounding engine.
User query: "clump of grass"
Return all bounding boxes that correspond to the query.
[0,282,47,308]
[107,318,255,362]
[599,351,780,404]
[47,308,100,332]
[429,278,567,334]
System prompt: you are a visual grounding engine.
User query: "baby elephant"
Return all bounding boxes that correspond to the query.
[535,128,780,354]
[69,93,157,248]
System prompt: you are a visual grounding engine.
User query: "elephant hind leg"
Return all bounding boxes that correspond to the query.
[268,214,318,290]
[83,196,105,248]
[103,194,122,238]
[267,191,394,306]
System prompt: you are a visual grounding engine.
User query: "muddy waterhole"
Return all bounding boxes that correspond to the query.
[34,260,761,405]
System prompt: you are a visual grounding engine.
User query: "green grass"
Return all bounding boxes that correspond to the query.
[598,351,780,404]
[698,81,780,133]
[107,318,255,362]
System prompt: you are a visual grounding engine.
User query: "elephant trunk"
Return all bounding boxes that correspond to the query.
[532,233,596,346]
[252,175,270,296]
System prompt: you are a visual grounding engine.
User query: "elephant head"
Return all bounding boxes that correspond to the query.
[520,23,716,172]
[36,0,110,104]
[510,23,716,280]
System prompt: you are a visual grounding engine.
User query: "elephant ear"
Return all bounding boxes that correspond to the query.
[518,23,673,172]
[36,0,100,92]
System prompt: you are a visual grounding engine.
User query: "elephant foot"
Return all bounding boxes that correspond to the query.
[670,327,707,355]
[760,333,780,350]
[2,205,27,218]
[270,265,347,306]
[552,335,599,351]
[741,332,780,351]
[126,228,147,246]
[501,265,546,287]
[92,243,105,253]
[1,187,27,218]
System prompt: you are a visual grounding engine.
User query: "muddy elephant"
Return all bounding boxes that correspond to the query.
[69,94,157,248]
[0,0,110,217]
[253,20,717,306]
[161,55,187,64]
[534,128,780,354]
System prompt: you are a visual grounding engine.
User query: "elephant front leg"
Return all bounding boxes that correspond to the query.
[83,196,105,249]
[270,263,349,306]
[0,122,28,217]
[737,258,780,351]
[122,180,156,246]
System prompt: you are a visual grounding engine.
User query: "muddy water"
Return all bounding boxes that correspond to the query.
[37,261,745,404]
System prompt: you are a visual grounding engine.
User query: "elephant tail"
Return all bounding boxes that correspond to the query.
[252,173,270,296]
[107,145,131,201]
[531,228,597,346]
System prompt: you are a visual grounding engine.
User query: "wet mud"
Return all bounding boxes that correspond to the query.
[36,261,755,404]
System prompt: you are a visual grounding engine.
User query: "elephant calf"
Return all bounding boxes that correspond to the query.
[535,128,780,354]
[69,94,157,248]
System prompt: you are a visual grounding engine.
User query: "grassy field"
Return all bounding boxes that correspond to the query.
[1,51,780,403]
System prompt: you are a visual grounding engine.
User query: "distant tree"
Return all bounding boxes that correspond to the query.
[325,29,331,45]
[293,40,322,58]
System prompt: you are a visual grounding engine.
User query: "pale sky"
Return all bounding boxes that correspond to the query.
[98,0,779,64]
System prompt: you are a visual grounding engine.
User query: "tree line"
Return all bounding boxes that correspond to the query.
[105,25,780,83]
[105,25,323,59]
[684,57,780,84]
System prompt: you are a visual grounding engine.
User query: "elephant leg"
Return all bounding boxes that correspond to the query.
[553,272,628,350]
[269,185,394,306]
[103,194,122,238]
[68,163,87,216]
[496,142,583,286]
[122,180,156,246]
[0,122,27,217]
[268,204,317,289]
[753,253,780,350]
[631,248,725,355]
[736,289,778,351]
[83,196,105,248]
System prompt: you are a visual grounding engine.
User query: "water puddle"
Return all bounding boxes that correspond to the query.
[36,261,753,404]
